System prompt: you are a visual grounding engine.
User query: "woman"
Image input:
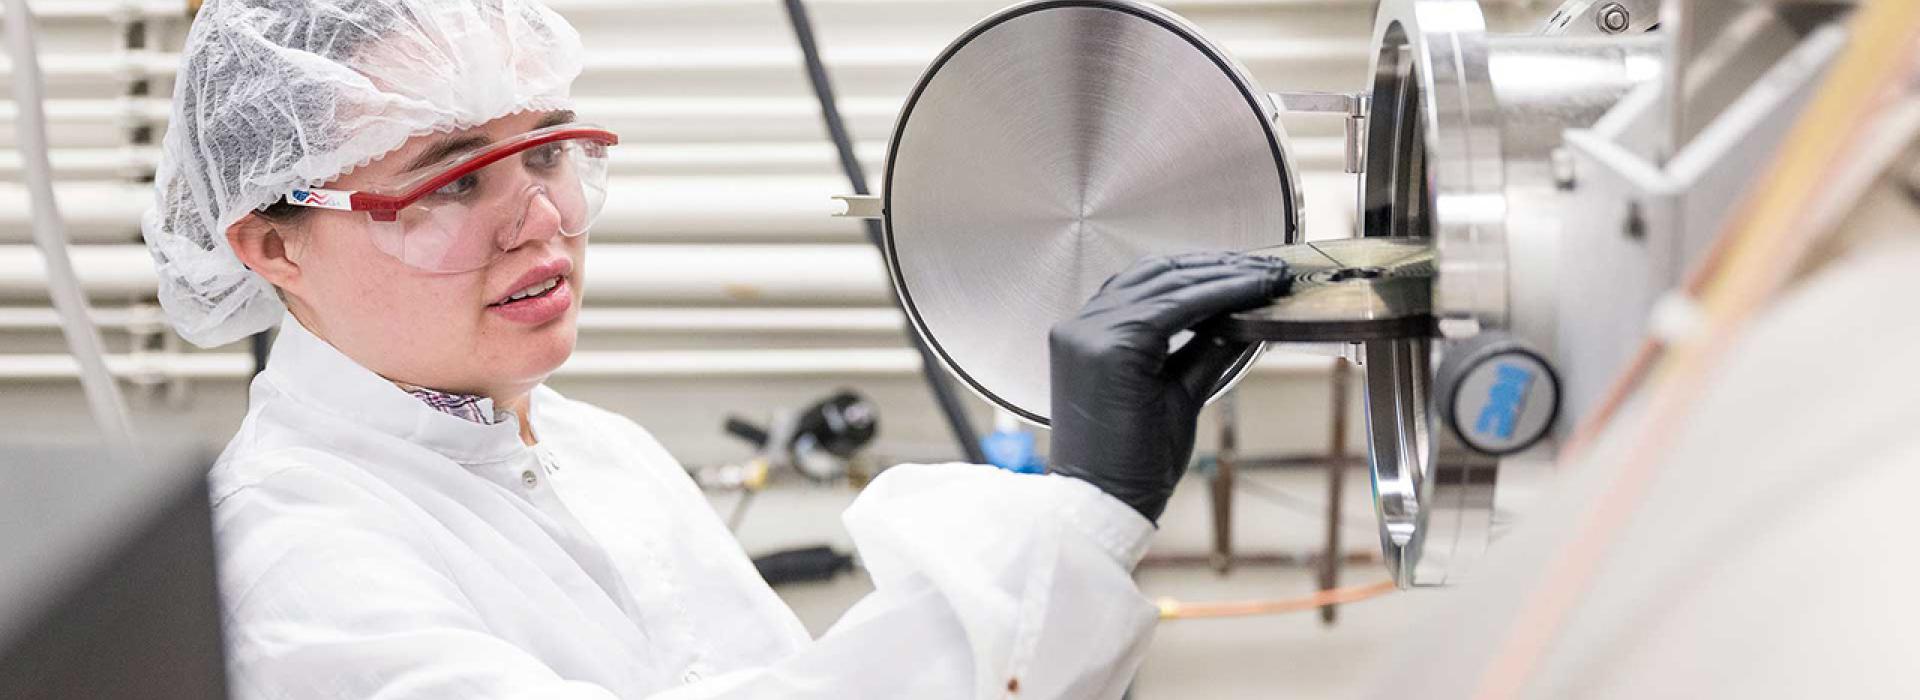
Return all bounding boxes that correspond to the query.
[144,1,1286,697]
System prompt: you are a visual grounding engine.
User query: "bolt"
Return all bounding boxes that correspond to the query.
[1903,152,1920,205]
[1625,201,1647,240]
[1550,147,1577,191]
[1329,267,1385,283]
[1597,3,1631,34]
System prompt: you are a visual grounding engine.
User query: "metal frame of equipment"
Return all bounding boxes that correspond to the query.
[1340,0,1662,586]
[1555,1,1855,432]
[856,0,1657,589]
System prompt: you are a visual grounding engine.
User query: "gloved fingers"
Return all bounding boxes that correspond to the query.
[1093,264,1261,310]
[1166,334,1259,402]
[1137,265,1285,334]
[1097,251,1247,295]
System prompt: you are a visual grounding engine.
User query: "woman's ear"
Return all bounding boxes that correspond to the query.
[226,213,301,291]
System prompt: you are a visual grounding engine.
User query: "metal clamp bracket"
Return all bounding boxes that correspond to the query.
[1271,91,1370,174]
[832,194,884,220]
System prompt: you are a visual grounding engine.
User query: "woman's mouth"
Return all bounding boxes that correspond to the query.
[486,275,574,326]
[491,275,563,307]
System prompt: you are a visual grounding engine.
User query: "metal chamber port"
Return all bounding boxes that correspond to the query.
[878,0,1665,588]
[1357,0,1661,587]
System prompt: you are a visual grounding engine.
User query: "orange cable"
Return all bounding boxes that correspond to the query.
[1156,579,1397,620]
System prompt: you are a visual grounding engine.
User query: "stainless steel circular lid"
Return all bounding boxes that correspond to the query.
[884,0,1301,424]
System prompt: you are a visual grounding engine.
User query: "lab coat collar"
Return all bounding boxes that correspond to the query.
[261,313,529,464]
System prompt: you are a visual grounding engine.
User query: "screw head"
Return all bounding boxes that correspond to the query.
[1598,3,1631,34]
[1550,147,1577,191]
[1625,201,1648,240]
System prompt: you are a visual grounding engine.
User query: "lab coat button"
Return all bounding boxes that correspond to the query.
[520,470,538,488]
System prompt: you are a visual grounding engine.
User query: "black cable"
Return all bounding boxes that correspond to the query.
[752,544,856,586]
[780,0,986,464]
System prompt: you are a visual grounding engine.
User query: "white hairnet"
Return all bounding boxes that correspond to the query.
[142,0,585,347]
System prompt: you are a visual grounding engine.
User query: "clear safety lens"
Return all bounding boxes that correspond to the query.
[369,137,611,273]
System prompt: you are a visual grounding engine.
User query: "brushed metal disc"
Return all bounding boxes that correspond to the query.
[1209,238,1436,342]
[884,0,1300,424]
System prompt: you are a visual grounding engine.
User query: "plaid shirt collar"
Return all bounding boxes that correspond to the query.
[393,382,503,426]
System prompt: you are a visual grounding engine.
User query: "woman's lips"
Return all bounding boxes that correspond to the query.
[486,276,572,325]
[492,258,574,306]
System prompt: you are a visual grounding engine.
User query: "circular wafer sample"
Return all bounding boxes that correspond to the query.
[1207,238,1435,342]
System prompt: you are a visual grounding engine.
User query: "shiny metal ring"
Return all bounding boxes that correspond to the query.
[1362,0,1507,587]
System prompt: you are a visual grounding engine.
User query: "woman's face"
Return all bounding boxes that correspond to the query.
[278,110,587,398]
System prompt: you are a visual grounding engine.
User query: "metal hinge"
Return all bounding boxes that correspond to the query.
[1270,91,1370,175]
[831,194,884,220]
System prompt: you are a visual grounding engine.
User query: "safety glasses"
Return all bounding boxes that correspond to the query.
[281,123,619,274]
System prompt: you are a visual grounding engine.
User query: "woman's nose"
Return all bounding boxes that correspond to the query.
[499,186,565,251]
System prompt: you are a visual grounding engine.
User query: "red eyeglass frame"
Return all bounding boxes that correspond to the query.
[281,125,621,223]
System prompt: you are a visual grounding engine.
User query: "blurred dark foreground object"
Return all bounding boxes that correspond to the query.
[0,445,226,699]
[753,545,856,586]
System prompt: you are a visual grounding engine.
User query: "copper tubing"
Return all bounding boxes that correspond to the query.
[1137,551,1380,569]
[1156,580,1397,621]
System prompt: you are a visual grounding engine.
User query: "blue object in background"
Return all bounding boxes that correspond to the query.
[981,412,1046,474]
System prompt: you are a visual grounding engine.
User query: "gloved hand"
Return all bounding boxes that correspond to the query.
[1048,253,1291,523]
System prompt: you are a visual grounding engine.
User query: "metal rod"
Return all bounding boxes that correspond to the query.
[0,37,1372,84]
[0,305,913,333]
[1661,0,1694,164]
[1210,393,1238,574]
[781,0,985,464]
[725,488,757,532]
[0,243,899,303]
[0,349,1340,382]
[1319,357,1350,625]
[4,0,137,462]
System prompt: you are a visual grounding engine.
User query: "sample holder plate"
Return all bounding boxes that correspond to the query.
[1207,237,1436,343]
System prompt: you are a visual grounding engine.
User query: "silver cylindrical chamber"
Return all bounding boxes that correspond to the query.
[870,0,1668,589]
[1359,0,1661,586]
[1486,34,1663,357]
[1367,10,1661,347]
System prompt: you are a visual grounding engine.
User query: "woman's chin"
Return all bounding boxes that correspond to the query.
[518,333,577,381]
[484,320,578,387]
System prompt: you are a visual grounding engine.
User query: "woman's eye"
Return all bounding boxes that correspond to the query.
[432,173,481,198]
[526,143,565,170]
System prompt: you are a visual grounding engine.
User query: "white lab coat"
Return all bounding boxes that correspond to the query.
[209,314,1158,699]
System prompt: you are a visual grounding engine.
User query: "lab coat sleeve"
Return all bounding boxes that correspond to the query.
[213,454,624,700]
[222,442,1155,698]
[660,464,1160,700]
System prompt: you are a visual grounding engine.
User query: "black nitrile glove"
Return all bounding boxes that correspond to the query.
[1047,253,1291,523]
